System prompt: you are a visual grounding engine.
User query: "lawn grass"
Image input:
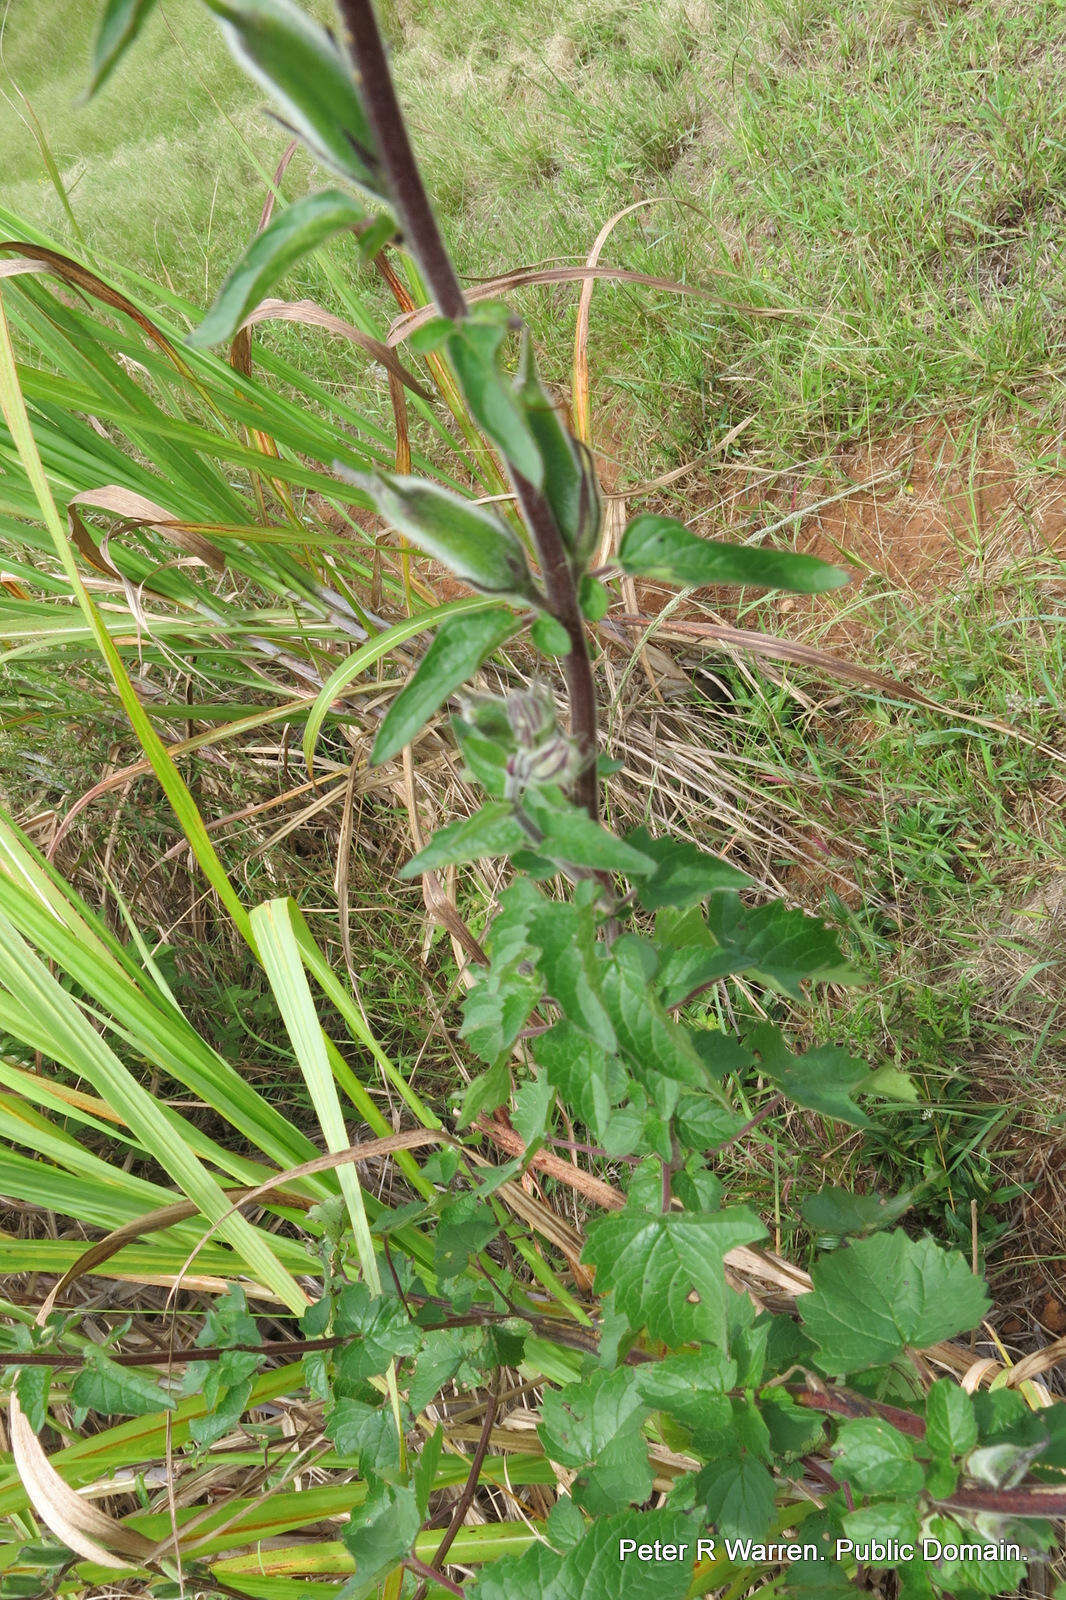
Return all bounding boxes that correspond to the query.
[1,0,1064,1290]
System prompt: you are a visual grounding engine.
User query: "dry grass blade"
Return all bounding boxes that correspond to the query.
[613,613,1066,763]
[237,297,432,399]
[67,484,227,576]
[572,200,663,446]
[388,264,796,345]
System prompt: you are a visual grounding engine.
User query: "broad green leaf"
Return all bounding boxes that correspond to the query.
[582,1207,765,1349]
[540,1369,652,1515]
[747,1024,874,1128]
[303,598,491,780]
[334,1285,421,1387]
[340,1479,419,1593]
[460,962,541,1064]
[400,802,526,877]
[841,1501,921,1551]
[189,192,373,349]
[325,1400,402,1481]
[603,939,723,1097]
[832,1418,924,1495]
[694,1454,775,1542]
[534,1021,628,1138]
[372,606,516,764]
[523,790,657,876]
[626,828,750,909]
[800,1231,991,1374]
[800,1185,916,1239]
[925,1380,977,1459]
[635,1350,736,1446]
[524,896,616,1051]
[530,612,572,657]
[434,1196,499,1279]
[13,1366,51,1435]
[469,1511,697,1600]
[348,470,541,603]
[659,896,856,1005]
[203,0,386,195]
[90,0,160,93]
[619,514,849,594]
[71,1349,177,1419]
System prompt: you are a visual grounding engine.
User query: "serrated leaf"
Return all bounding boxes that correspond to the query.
[349,471,541,603]
[457,1053,511,1125]
[619,514,849,594]
[696,1454,776,1541]
[582,1206,765,1349]
[334,1284,421,1384]
[203,0,386,196]
[325,1399,402,1480]
[189,192,373,348]
[90,0,160,93]
[469,1511,697,1600]
[524,897,616,1051]
[71,1348,176,1418]
[833,1418,924,1495]
[460,961,541,1063]
[14,1365,51,1434]
[340,1478,420,1591]
[406,1328,477,1412]
[748,1024,873,1128]
[800,1230,991,1374]
[758,1391,826,1461]
[800,1185,917,1239]
[627,828,750,909]
[512,1071,554,1141]
[372,607,517,764]
[602,939,718,1095]
[534,1020,628,1138]
[523,791,657,876]
[540,1369,652,1514]
[659,896,856,1006]
[434,1196,499,1279]
[400,802,526,877]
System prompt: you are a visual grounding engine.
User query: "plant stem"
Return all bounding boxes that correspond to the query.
[338,0,600,815]
[511,468,600,816]
[337,0,467,322]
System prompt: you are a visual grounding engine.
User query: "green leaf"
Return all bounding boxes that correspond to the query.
[927,1384,976,1462]
[90,0,160,93]
[373,606,517,764]
[695,1454,775,1542]
[334,1284,421,1385]
[348,470,541,603]
[514,334,602,564]
[189,192,371,348]
[540,1369,652,1514]
[800,1185,917,1240]
[758,1391,826,1461]
[460,962,541,1064]
[434,1195,499,1279]
[340,1478,420,1592]
[530,613,573,657]
[658,896,856,1006]
[469,1511,697,1600]
[71,1348,177,1419]
[841,1501,921,1551]
[14,1365,51,1434]
[748,1024,874,1128]
[325,1399,402,1480]
[445,313,544,487]
[457,1053,511,1125]
[582,1206,765,1349]
[636,1350,736,1447]
[511,1071,554,1141]
[579,573,611,620]
[400,802,526,877]
[833,1418,925,1495]
[523,895,616,1051]
[202,0,386,196]
[627,828,751,909]
[800,1230,991,1374]
[523,791,657,876]
[534,1020,628,1138]
[602,939,717,1094]
[619,514,849,593]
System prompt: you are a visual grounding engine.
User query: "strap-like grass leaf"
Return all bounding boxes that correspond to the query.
[189,192,372,349]
[372,605,517,765]
[89,0,160,96]
[203,0,386,198]
[619,513,849,594]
